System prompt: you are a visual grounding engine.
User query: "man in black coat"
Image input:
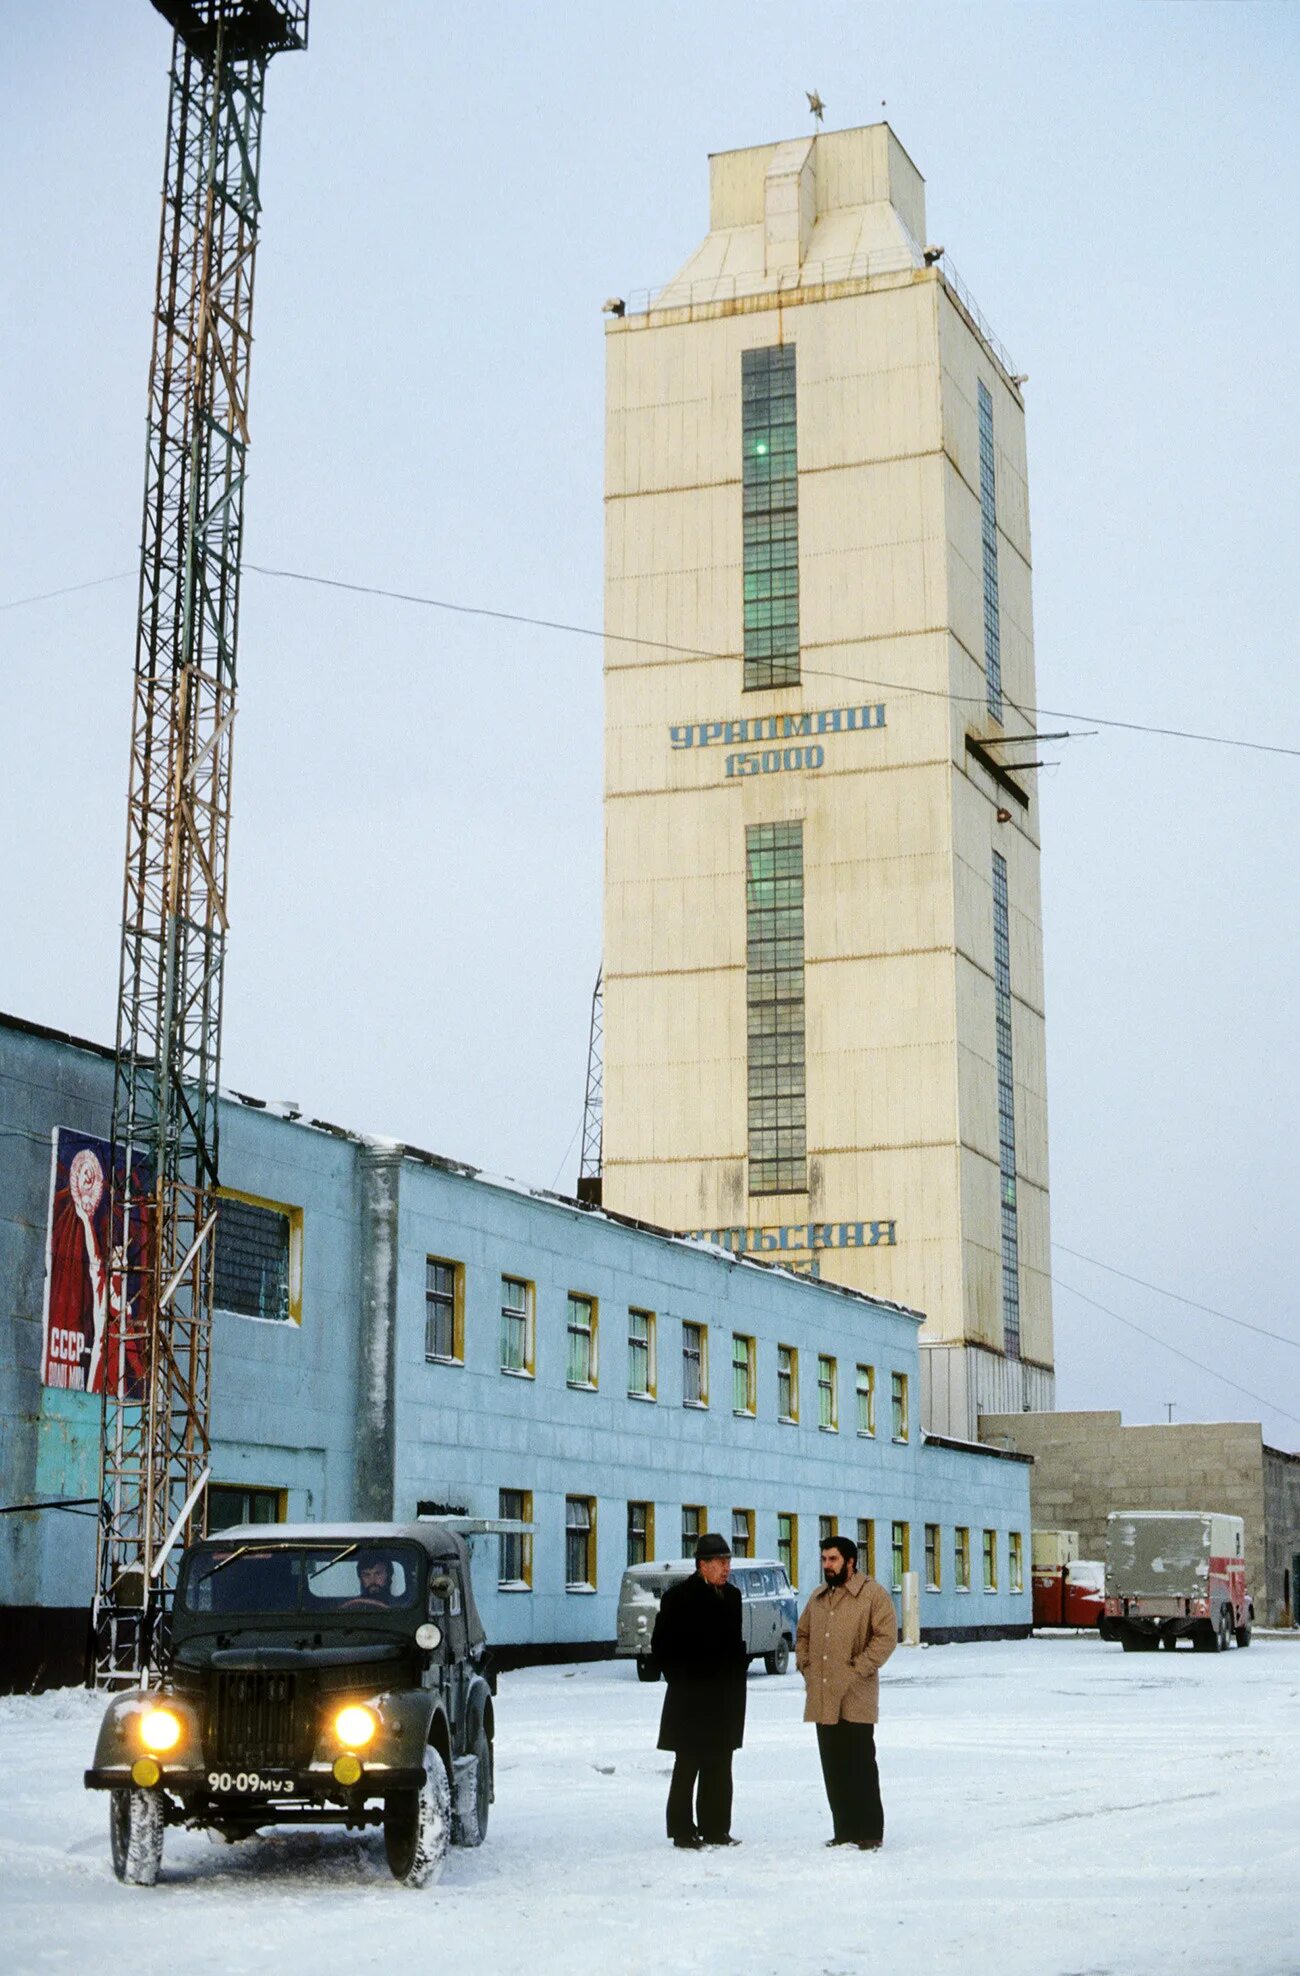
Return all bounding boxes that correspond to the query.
[650,1531,747,1849]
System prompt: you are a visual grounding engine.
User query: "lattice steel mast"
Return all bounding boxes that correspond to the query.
[94,0,308,1685]
[576,967,603,1206]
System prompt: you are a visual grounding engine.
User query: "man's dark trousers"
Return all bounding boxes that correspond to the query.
[666,1752,733,1842]
[815,1722,884,1843]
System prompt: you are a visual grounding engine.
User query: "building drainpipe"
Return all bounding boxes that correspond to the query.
[355,1139,403,1520]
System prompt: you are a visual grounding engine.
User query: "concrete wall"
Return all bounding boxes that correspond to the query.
[979,1409,1292,1623]
[1262,1446,1300,1626]
[2,1012,1033,1680]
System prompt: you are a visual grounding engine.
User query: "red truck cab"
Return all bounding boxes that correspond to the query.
[1033,1558,1104,1629]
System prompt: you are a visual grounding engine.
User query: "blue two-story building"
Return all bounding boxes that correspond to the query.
[1,1010,1032,1687]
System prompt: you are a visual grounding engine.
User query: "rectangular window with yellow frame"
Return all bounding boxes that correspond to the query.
[731,1508,755,1559]
[777,1511,798,1586]
[732,1332,756,1416]
[628,1308,656,1399]
[566,1293,598,1389]
[627,1500,654,1567]
[500,1275,535,1376]
[891,1520,909,1593]
[817,1354,838,1432]
[776,1344,798,1422]
[424,1255,464,1363]
[214,1188,302,1326]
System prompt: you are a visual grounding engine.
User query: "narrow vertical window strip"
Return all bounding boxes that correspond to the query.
[992,852,1021,1358]
[977,379,1003,722]
[746,820,807,1195]
[742,344,800,690]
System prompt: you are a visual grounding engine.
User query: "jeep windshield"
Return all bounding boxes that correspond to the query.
[178,1541,423,1615]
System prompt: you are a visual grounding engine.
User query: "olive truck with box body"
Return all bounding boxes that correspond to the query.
[1100,1510,1252,1653]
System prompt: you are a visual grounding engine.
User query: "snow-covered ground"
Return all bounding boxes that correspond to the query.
[3,1634,1297,1976]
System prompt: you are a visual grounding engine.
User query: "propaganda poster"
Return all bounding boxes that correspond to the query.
[41,1127,151,1399]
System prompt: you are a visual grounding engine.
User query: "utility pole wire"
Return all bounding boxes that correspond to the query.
[1054,1242,1298,1350]
[1052,1276,1300,1429]
[0,570,135,611]
[5,559,1298,761]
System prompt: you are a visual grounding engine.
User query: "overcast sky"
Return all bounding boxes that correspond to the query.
[2,2,1296,1450]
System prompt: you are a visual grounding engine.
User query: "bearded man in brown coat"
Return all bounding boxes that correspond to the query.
[795,1532,898,1850]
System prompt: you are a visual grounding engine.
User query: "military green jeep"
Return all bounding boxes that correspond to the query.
[84,1522,494,1887]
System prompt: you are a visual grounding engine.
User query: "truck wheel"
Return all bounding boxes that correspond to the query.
[109,1785,164,1886]
[764,1637,791,1676]
[635,1656,661,1683]
[1235,1619,1253,1649]
[1192,1622,1216,1652]
[1218,1607,1234,1653]
[384,1747,452,1887]
[452,1726,491,1848]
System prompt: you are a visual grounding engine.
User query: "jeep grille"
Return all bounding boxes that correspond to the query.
[208,1671,305,1768]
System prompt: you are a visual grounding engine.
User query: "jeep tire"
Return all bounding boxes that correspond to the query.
[635,1656,660,1682]
[384,1747,452,1887]
[109,1785,164,1886]
[764,1637,791,1676]
[453,1724,492,1847]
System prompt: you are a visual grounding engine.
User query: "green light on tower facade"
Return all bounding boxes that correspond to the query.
[755,440,768,456]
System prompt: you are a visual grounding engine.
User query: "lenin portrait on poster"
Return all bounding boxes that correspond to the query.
[41,1127,150,1400]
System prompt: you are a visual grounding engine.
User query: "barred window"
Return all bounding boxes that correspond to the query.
[214,1195,295,1324]
[746,820,807,1196]
[499,1488,532,1589]
[742,344,800,690]
[992,852,1021,1359]
[565,1496,596,1589]
[977,379,1003,721]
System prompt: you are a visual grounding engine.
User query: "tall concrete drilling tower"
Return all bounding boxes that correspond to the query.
[600,125,1053,1440]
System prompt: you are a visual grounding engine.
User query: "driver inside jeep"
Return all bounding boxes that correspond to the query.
[355,1551,400,1604]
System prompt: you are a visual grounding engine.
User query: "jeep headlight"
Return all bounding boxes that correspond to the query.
[334,1704,378,1750]
[139,1707,183,1754]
